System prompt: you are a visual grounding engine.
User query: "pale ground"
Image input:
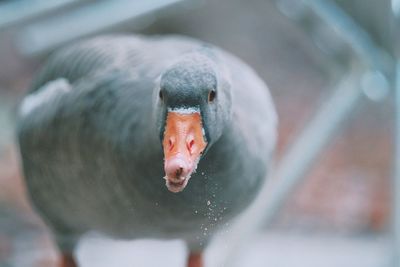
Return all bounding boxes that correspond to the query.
[7,230,390,267]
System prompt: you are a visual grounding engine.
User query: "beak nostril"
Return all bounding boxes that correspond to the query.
[187,139,195,153]
[168,139,174,152]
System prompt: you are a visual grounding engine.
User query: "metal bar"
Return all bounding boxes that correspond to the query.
[393,0,400,17]
[306,0,393,74]
[16,0,185,56]
[391,1,399,265]
[209,66,365,267]
[393,61,400,267]
[260,71,363,224]
[0,0,81,30]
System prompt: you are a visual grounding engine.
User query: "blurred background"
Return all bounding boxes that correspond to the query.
[0,0,398,266]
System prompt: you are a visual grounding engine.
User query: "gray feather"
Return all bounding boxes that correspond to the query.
[17,34,277,252]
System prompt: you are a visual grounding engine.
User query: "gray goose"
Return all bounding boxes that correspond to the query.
[17,35,277,267]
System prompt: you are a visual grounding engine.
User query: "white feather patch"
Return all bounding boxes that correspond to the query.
[19,78,70,117]
[167,106,200,114]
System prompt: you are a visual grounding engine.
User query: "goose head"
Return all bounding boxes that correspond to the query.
[154,52,232,193]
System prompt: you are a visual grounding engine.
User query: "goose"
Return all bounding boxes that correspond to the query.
[17,35,277,267]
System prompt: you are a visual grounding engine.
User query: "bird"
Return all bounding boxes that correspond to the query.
[16,34,277,267]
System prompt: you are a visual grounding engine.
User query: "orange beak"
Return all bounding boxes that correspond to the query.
[162,111,207,193]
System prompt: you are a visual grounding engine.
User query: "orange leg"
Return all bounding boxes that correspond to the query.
[187,251,203,267]
[59,253,78,267]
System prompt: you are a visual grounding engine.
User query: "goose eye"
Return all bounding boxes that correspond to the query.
[208,90,216,102]
[159,90,164,100]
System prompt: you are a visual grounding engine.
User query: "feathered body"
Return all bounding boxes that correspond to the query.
[17,35,277,253]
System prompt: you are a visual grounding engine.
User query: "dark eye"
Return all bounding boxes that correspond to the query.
[159,90,164,100]
[208,90,216,102]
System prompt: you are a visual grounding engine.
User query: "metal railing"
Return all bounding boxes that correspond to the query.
[209,1,398,266]
[0,0,186,56]
[394,59,400,267]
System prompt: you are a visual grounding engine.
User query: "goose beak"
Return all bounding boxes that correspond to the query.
[163,111,207,193]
